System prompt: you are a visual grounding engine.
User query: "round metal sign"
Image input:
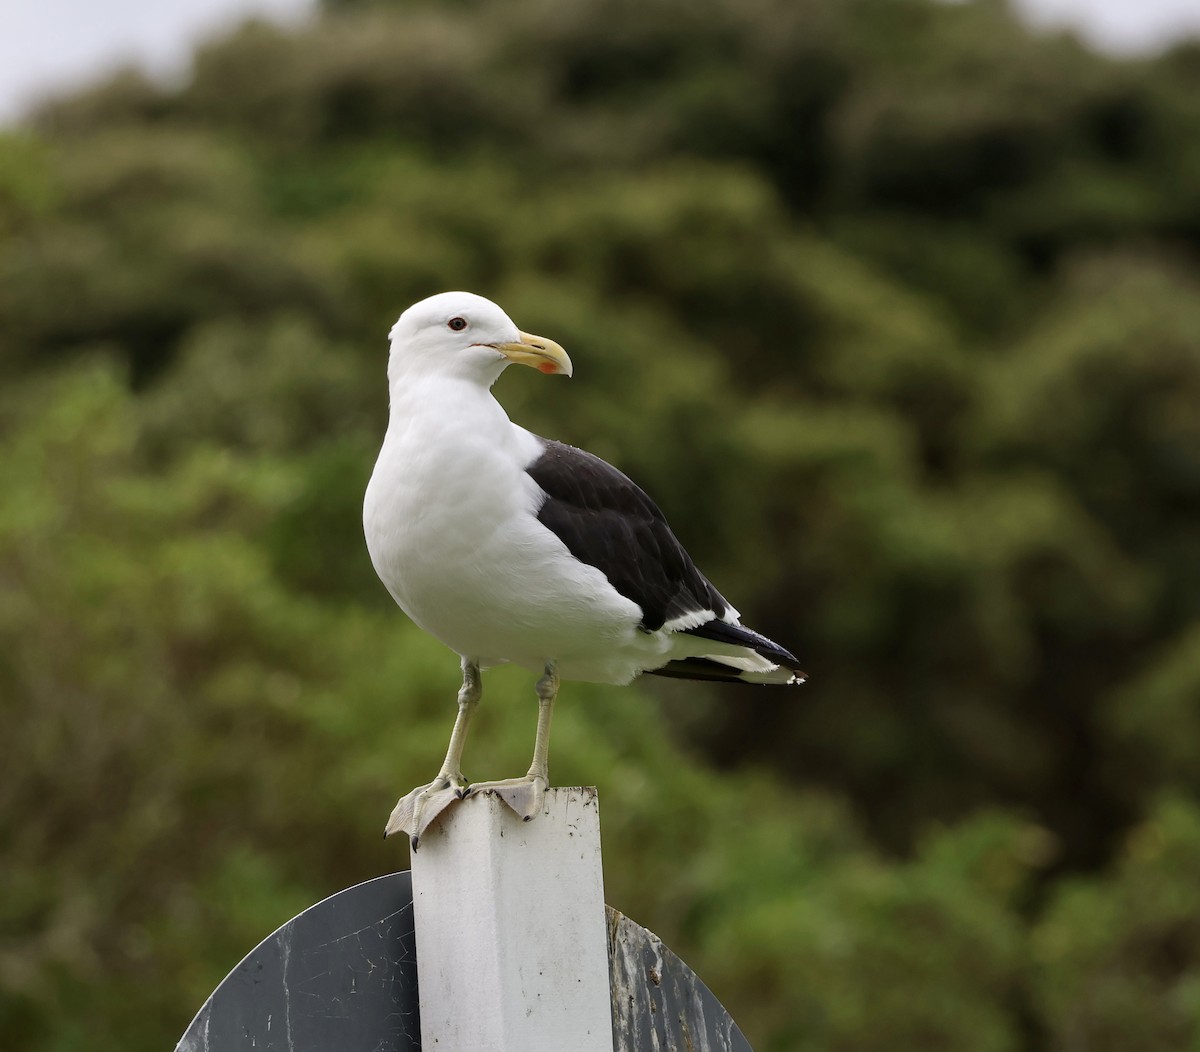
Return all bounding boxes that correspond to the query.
[176,872,751,1051]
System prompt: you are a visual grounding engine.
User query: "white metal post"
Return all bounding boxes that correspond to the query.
[410,786,614,1052]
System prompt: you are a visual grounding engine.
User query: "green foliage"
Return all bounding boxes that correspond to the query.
[5,0,1200,1049]
[1035,797,1200,1051]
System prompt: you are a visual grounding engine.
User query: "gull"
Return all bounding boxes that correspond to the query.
[363,292,805,847]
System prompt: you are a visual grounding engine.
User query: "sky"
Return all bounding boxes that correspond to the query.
[0,0,316,123]
[1,0,1199,125]
[1012,0,1200,52]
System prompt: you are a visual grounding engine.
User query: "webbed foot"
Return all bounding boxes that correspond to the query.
[385,774,468,848]
[466,774,548,821]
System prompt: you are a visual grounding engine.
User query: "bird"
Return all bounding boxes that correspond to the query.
[363,291,805,847]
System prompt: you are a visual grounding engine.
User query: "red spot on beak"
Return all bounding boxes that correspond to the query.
[537,361,557,374]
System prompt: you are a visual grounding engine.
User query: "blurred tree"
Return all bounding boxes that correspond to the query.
[1035,797,1200,1050]
[5,0,1200,1049]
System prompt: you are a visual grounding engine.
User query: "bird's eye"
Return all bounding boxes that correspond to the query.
[447,317,468,332]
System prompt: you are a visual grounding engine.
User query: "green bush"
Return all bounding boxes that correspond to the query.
[5,1,1200,1049]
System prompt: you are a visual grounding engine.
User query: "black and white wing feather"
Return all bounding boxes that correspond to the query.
[527,439,726,631]
[526,440,804,683]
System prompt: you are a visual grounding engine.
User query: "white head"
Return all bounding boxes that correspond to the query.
[387,291,572,387]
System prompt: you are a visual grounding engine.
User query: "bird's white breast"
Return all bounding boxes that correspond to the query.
[363,377,649,679]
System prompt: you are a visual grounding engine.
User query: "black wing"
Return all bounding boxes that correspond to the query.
[526,440,727,632]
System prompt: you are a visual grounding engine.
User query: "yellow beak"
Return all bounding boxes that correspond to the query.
[492,331,573,377]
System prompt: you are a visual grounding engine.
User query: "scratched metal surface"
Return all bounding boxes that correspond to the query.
[175,872,419,1052]
[607,907,753,1052]
[174,873,749,1052]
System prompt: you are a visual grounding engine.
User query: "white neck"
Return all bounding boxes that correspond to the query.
[387,345,508,391]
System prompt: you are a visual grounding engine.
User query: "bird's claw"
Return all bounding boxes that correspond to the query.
[385,775,467,847]
[386,772,548,846]
[466,774,548,821]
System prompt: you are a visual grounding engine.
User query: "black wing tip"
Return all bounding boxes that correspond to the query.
[680,618,802,670]
[646,657,756,683]
[646,657,807,685]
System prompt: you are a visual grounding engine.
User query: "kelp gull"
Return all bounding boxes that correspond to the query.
[363,292,805,846]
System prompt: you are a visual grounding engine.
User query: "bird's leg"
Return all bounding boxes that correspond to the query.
[385,658,481,848]
[467,661,558,821]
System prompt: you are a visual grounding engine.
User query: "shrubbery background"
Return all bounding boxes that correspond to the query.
[4,1,1200,1049]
